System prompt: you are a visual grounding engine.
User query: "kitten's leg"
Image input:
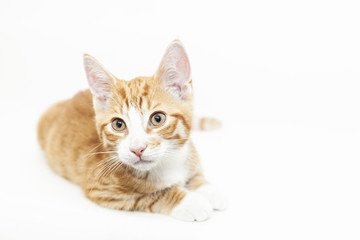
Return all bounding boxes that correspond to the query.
[186,172,227,211]
[84,184,212,221]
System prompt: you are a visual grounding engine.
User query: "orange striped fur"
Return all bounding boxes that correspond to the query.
[37,40,225,221]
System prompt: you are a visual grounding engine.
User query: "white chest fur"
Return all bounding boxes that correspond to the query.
[147,142,190,189]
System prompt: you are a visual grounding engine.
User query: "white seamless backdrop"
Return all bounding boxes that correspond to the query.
[0,0,359,239]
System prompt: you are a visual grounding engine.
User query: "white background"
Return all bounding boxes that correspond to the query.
[0,0,359,239]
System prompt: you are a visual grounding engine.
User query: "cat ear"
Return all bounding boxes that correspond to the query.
[83,54,114,111]
[155,40,192,101]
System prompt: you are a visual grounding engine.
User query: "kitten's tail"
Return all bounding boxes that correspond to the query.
[193,117,222,131]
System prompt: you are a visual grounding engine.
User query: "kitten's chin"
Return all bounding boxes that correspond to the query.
[130,160,158,171]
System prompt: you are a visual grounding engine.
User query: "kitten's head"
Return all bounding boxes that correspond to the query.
[84,40,193,171]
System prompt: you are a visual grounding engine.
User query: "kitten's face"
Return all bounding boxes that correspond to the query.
[97,77,192,171]
[84,41,193,171]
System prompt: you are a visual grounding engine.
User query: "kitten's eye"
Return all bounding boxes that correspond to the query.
[111,118,127,132]
[150,112,166,127]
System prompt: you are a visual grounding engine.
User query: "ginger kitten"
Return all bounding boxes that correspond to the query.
[38,40,226,221]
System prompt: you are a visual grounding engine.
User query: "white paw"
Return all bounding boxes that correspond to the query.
[196,184,227,210]
[170,192,213,221]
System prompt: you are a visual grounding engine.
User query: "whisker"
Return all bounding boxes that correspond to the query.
[102,160,120,179]
[79,142,103,160]
[97,158,117,176]
[85,151,118,156]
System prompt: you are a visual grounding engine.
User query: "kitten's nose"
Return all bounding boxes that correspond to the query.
[130,146,147,158]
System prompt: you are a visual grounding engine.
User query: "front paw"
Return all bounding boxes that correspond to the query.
[196,184,227,210]
[170,192,212,221]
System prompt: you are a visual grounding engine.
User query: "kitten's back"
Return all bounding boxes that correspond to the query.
[38,90,99,184]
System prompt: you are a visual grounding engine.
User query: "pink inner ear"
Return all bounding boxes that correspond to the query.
[84,56,113,111]
[176,54,191,84]
[96,95,108,106]
[171,83,183,93]
[88,71,99,90]
[86,67,112,97]
[158,42,192,101]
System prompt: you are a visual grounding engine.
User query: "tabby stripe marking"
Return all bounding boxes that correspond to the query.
[170,113,191,131]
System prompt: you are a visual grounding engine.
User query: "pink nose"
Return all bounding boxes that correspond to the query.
[130,146,146,157]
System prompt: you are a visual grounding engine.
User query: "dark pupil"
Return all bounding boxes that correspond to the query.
[154,115,161,123]
[116,120,123,129]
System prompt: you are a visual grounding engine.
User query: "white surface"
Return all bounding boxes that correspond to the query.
[1,0,360,239]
